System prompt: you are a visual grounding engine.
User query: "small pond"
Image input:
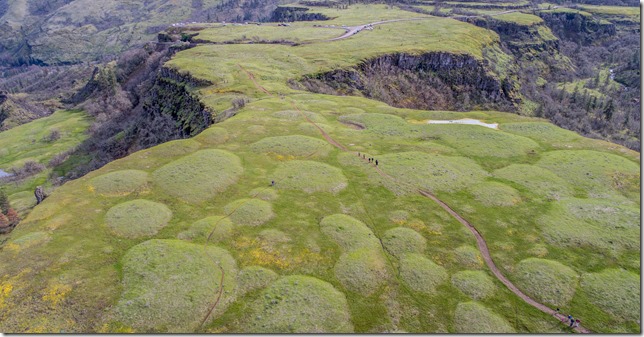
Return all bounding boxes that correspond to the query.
[0,169,12,178]
[427,118,498,129]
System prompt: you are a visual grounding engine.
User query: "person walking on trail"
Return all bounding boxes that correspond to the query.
[271,180,275,186]
[568,315,574,327]
[574,319,580,328]
[375,159,379,166]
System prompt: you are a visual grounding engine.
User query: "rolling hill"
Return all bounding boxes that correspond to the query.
[0,3,640,333]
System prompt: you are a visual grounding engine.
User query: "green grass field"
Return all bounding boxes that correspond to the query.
[577,5,639,17]
[195,23,341,43]
[0,110,90,209]
[492,12,543,26]
[0,3,639,333]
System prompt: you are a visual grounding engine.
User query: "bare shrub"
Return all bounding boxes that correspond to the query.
[42,129,61,142]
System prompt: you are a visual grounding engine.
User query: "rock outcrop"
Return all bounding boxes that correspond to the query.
[296,52,517,112]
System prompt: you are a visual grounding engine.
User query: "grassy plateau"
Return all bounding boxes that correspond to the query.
[0,3,639,333]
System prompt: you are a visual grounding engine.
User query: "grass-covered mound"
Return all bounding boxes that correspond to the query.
[111,239,238,332]
[388,210,410,225]
[538,198,640,253]
[89,170,148,197]
[193,127,229,145]
[273,160,347,194]
[320,214,380,251]
[250,135,331,158]
[513,258,579,307]
[377,152,490,194]
[224,199,275,227]
[9,191,37,214]
[470,181,521,207]
[500,122,581,144]
[240,275,353,333]
[382,227,426,258]
[249,187,278,201]
[454,302,515,333]
[426,124,541,158]
[300,122,335,135]
[145,138,202,158]
[4,231,50,253]
[580,269,640,322]
[536,150,640,197]
[257,229,291,247]
[152,149,243,203]
[272,110,327,123]
[493,164,574,199]
[339,113,411,137]
[399,253,448,295]
[453,245,484,269]
[451,270,496,300]
[237,266,279,295]
[334,248,389,296]
[105,200,172,239]
[177,216,234,242]
[0,3,640,333]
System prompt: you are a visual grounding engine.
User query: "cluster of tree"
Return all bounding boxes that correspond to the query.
[0,190,19,234]
[531,81,640,150]
[55,42,213,181]
[469,8,640,151]
[3,161,46,182]
[206,0,288,22]
[538,11,616,46]
[534,14,640,150]
[0,64,95,129]
[269,6,331,22]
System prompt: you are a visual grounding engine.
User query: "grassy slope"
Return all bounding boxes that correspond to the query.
[0,110,91,213]
[577,4,639,17]
[0,4,639,334]
[492,12,543,26]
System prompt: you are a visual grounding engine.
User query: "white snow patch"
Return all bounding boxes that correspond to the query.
[427,118,498,129]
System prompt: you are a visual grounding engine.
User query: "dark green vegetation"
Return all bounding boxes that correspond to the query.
[398,0,641,150]
[0,1,639,334]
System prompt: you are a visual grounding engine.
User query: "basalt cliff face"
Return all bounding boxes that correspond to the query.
[296,52,517,112]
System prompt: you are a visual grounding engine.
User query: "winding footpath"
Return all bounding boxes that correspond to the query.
[324,6,568,42]
[327,17,430,41]
[239,65,591,333]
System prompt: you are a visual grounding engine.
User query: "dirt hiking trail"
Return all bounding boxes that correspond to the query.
[229,66,592,333]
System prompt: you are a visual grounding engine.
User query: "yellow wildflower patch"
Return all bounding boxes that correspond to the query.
[4,242,21,254]
[42,283,72,307]
[0,281,13,309]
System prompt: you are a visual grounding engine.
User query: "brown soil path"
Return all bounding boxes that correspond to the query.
[238,66,591,333]
[323,6,570,42]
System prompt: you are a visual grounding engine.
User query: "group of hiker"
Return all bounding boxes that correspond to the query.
[357,152,378,166]
[556,308,581,328]
[270,152,379,187]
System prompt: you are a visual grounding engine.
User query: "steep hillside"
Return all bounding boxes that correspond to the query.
[0,0,291,66]
[0,4,639,334]
[0,109,90,223]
